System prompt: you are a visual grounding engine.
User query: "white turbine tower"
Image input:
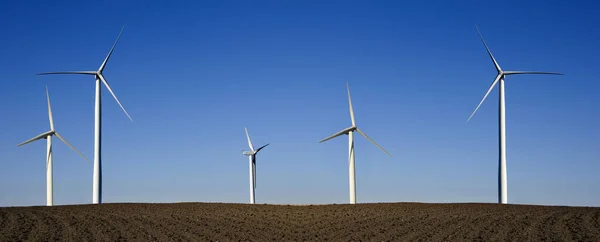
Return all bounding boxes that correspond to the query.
[242,127,269,204]
[36,26,133,204]
[319,83,391,204]
[18,87,89,206]
[467,25,563,204]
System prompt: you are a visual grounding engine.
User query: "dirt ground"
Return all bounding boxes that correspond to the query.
[1,202,599,241]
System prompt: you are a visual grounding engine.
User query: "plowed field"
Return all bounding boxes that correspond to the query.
[1,202,599,241]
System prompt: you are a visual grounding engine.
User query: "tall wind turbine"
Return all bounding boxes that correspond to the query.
[36,26,133,204]
[17,87,89,206]
[467,25,563,204]
[319,83,391,204]
[242,127,269,204]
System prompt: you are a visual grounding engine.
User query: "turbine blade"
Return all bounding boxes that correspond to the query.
[347,83,356,126]
[37,71,96,76]
[319,127,353,143]
[503,71,564,76]
[54,132,90,162]
[356,128,391,157]
[46,86,54,131]
[17,131,52,147]
[255,143,269,153]
[98,74,134,122]
[467,74,502,122]
[47,141,52,168]
[252,158,256,189]
[475,25,502,72]
[99,25,125,72]
[244,127,255,151]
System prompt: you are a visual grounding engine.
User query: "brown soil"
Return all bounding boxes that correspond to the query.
[1,202,599,241]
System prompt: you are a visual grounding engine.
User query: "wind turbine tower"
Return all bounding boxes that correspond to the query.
[319,83,391,204]
[36,26,133,204]
[467,25,563,204]
[242,127,269,204]
[17,87,89,206]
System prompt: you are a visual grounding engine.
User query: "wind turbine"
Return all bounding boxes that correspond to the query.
[242,127,269,204]
[17,87,89,206]
[319,83,391,204]
[36,26,133,204]
[467,25,563,204]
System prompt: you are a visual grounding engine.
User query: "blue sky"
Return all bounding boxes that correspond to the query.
[1,0,598,207]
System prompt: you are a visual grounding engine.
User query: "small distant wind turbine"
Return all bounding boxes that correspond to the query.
[467,25,563,204]
[36,26,133,204]
[319,83,391,204]
[242,127,269,204]
[17,87,89,206]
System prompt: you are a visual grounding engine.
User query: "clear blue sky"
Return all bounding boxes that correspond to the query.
[1,0,598,207]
